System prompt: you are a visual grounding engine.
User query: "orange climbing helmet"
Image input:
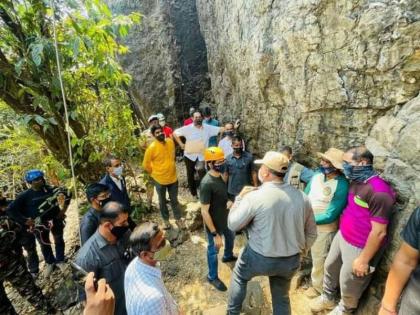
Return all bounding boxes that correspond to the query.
[204,147,225,161]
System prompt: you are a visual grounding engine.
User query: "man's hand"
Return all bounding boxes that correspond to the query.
[227,200,233,210]
[57,193,66,209]
[239,186,257,198]
[214,234,223,250]
[378,305,398,315]
[180,143,185,150]
[352,256,369,277]
[84,272,115,315]
[234,119,241,129]
[25,218,35,228]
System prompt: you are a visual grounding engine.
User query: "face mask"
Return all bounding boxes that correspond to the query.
[194,119,203,126]
[320,166,336,175]
[233,147,243,154]
[113,165,123,177]
[224,131,234,138]
[152,243,172,261]
[343,163,376,182]
[98,197,112,207]
[212,162,225,173]
[110,225,129,239]
[156,134,165,142]
[159,121,165,127]
[31,179,45,190]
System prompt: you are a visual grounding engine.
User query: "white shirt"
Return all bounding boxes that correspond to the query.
[125,258,179,315]
[218,137,233,157]
[174,124,220,161]
[110,175,123,191]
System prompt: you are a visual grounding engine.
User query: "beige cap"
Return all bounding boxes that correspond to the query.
[317,148,344,170]
[254,151,289,173]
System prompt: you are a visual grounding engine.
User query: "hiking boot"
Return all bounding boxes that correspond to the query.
[310,294,336,313]
[43,263,55,278]
[56,262,66,272]
[222,255,238,263]
[305,287,321,299]
[208,278,227,291]
[327,306,353,315]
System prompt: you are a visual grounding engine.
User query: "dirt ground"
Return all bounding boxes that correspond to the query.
[6,163,315,314]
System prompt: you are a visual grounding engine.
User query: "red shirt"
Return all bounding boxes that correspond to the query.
[163,125,173,138]
[183,118,193,126]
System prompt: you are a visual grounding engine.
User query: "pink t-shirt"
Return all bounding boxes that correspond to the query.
[339,176,396,248]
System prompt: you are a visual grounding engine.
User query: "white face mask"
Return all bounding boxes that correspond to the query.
[258,168,264,183]
[113,165,123,177]
[159,121,165,127]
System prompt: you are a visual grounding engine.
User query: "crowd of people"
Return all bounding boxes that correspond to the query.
[0,106,418,315]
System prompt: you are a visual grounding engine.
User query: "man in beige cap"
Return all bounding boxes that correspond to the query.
[303,148,349,298]
[227,151,317,315]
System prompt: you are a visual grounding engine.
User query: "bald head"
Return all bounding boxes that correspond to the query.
[345,145,374,165]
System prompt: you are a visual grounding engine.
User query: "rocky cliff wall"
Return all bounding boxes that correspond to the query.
[196,0,420,313]
[107,0,210,124]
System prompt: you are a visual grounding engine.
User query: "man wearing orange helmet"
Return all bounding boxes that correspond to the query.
[200,147,236,291]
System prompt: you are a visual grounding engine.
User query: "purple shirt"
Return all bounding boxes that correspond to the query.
[339,176,396,248]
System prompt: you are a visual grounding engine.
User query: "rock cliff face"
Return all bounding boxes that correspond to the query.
[196,0,419,313]
[107,0,210,124]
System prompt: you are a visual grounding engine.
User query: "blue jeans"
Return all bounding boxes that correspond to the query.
[227,245,300,315]
[206,227,235,281]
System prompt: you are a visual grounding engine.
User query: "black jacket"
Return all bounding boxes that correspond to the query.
[99,174,131,213]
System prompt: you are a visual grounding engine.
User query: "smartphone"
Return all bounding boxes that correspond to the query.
[70,262,98,290]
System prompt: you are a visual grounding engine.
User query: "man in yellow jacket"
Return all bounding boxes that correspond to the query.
[142,125,184,230]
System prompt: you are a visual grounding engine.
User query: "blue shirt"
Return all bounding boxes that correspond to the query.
[225,151,255,196]
[125,257,178,315]
[204,118,220,147]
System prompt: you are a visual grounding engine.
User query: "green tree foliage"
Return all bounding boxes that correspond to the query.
[0,0,141,182]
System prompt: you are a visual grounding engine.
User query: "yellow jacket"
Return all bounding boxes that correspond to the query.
[142,138,177,185]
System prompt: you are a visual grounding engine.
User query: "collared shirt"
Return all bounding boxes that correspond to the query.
[228,182,317,257]
[340,175,395,248]
[111,175,123,191]
[225,151,255,196]
[142,138,177,185]
[79,207,101,245]
[125,257,179,315]
[174,124,220,161]
[75,230,130,315]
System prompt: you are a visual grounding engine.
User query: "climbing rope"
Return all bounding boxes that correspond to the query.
[49,0,80,239]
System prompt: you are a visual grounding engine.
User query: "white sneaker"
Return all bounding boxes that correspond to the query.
[56,262,66,272]
[43,263,54,277]
[327,305,353,315]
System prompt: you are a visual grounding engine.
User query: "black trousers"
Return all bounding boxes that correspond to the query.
[184,157,206,197]
[0,253,54,314]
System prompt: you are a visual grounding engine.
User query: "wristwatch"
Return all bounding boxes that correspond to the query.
[211,231,217,237]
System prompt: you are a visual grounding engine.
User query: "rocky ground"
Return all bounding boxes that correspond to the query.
[5,162,316,315]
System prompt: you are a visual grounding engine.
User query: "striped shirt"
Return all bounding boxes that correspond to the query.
[125,257,178,315]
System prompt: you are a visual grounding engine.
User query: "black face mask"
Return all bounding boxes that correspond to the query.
[98,197,112,207]
[194,119,203,126]
[224,131,234,137]
[110,225,129,239]
[156,134,165,142]
[233,147,243,154]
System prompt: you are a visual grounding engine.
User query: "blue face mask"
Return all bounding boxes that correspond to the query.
[320,166,336,175]
[343,163,376,182]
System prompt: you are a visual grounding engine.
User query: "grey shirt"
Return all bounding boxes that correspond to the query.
[75,230,130,315]
[228,181,317,257]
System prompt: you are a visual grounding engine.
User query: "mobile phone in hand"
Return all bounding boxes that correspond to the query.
[70,262,98,290]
